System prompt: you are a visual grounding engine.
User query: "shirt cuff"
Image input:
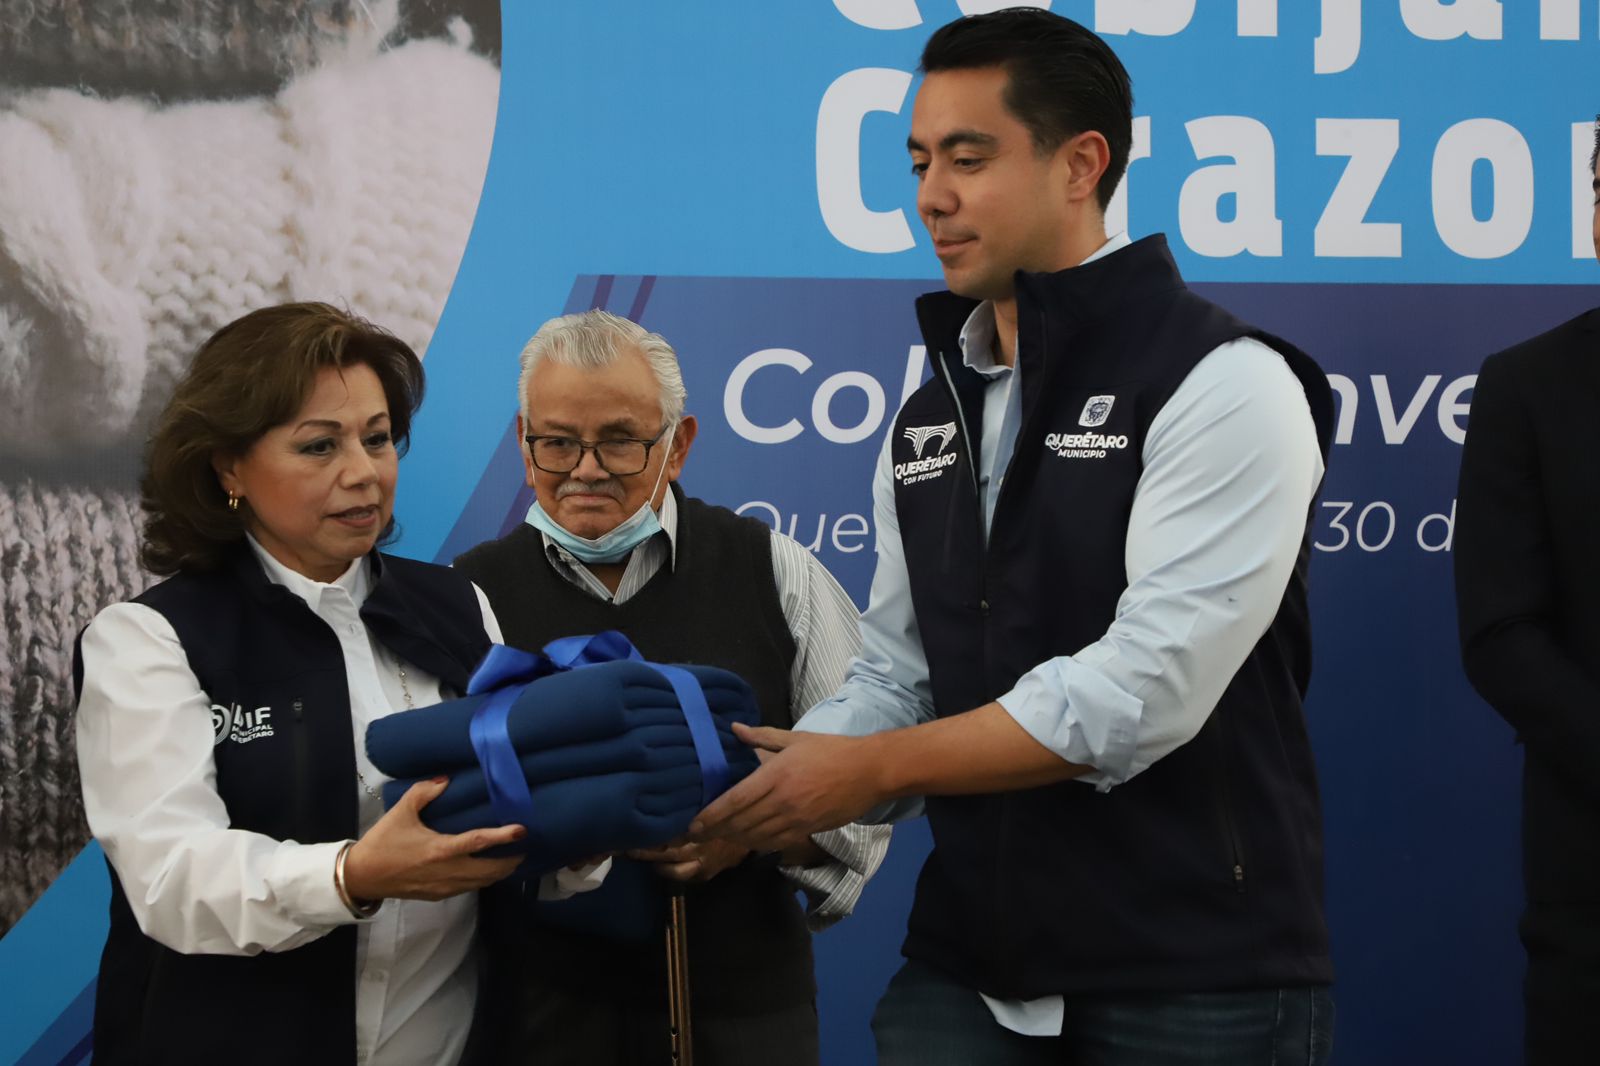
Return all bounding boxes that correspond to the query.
[268,839,366,926]
[778,824,889,932]
[537,856,613,901]
[980,992,1066,1036]
[996,657,1143,791]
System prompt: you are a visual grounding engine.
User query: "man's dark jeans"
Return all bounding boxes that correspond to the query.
[873,959,1334,1066]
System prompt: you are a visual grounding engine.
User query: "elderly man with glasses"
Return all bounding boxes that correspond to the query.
[453,309,888,1066]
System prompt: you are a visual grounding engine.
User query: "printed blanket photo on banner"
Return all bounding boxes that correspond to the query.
[365,631,759,873]
[0,0,501,940]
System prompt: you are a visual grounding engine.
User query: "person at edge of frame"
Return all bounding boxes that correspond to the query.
[1455,115,1600,1066]
[452,309,890,1066]
[691,9,1337,1065]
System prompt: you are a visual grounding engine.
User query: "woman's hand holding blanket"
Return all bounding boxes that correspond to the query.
[343,777,526,903]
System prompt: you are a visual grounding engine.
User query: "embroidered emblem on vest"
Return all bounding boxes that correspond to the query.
[1079,395,1115,427]
[896,422,953,483]
[212,702,275,745]
[903,422,956,458]
[896,422,959,485]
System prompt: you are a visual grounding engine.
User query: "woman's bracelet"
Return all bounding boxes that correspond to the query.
[334,841,382,920]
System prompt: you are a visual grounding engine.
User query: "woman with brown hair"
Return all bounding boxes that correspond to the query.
[73,303,591,1066]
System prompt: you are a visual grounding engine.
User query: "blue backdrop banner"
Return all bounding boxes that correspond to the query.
[5,3,1598,1063]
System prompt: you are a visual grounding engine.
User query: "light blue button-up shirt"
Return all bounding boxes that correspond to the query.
[796,233,1325,1034]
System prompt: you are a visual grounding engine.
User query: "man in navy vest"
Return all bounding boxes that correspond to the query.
[453,309,888,1065]
[693,10,1336,1064]
[1455,120,1600,1065]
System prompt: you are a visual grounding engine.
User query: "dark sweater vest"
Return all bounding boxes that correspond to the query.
[76,548,490,1066]
[894,235,1336,997]
[453,487,813,1016]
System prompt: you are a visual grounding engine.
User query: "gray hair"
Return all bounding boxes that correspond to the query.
[517,310,687,427]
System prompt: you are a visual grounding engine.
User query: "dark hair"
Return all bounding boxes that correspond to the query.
[1590,115,1599,174]
[920,7,1133,212]
[139,302,425,575]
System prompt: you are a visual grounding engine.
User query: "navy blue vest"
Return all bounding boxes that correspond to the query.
[79,548,490,1066]
[894,235,1335,997]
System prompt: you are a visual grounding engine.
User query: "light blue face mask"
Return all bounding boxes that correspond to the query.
[523,423,676,564]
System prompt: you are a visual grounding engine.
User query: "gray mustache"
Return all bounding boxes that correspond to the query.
[555,479,625,501]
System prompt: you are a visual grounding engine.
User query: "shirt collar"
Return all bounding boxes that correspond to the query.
[539,485,680,571]
[956,231,1132,373]
[246,533,371,611]
[657,486,679,565]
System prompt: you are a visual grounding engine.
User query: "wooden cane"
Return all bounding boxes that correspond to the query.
[666,883,693,1065]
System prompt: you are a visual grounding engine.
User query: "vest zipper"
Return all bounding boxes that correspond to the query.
[1212,722,1246,894]
[1223,787,1247,892]
[291,697,311,835]
[933,351,990,617]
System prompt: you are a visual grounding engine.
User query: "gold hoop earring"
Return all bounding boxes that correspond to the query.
[228,493,240,512]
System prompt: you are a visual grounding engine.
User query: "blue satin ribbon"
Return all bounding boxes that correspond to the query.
[651,663,728,807]
[465,644,550,838]
[462,631,731,840]
[543,630,644,670]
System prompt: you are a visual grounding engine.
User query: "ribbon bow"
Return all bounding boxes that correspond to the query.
[463,632,729,848]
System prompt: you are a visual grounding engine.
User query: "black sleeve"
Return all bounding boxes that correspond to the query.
[1455,348,1600,802]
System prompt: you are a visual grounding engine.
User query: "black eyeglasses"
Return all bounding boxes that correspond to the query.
[523,427,668,476]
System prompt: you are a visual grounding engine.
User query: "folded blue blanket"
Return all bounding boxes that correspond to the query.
[366,650,762,870]
[382,723,758,820]
[365,659,756,779]
[415,764,716,871]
